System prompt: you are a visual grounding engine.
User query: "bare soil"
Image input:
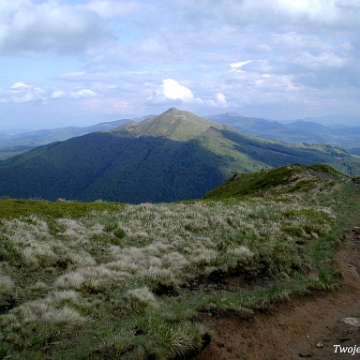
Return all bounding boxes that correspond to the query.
[194,201,360,360]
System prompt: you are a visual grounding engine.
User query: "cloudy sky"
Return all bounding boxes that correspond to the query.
[1,0,360,130]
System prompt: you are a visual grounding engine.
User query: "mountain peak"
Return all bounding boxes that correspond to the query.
[164,107,181,114]
[114,108,223,141]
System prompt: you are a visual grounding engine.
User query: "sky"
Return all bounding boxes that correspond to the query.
[1,0,360,130]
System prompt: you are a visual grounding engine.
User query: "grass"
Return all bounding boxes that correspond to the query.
[0,198,124,219]
[0,165,359,359]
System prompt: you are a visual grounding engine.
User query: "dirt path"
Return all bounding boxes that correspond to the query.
[195,206,360,359]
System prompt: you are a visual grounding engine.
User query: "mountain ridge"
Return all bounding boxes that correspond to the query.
[207,113,360,150]
[2,111,360,160]
[0,118,132,160]
[0,108,360,203]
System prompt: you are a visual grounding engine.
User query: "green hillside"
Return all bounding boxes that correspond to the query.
[203,163,347,200]
[0,165,359,360]
[0,108,359,203]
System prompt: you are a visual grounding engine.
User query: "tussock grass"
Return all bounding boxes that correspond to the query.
[0,165,358,359]
[0,273,14,307]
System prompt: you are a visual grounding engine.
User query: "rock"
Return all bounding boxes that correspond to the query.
[316,342,325,348]
[341,318,360,327]
[339,337,351,342]
[298,351,314,357]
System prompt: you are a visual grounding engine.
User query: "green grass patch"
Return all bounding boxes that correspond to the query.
[0,198,124,219]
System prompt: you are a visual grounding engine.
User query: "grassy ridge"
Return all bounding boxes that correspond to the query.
[0,165,359,359]
[203,163,348,199]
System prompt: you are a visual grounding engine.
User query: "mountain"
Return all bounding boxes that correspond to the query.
[297,115,360,127]
[207,113,360,151]
[207,112,287,135]
[0,108,360,204]
[114,108,223,140]
[0,118,132,160]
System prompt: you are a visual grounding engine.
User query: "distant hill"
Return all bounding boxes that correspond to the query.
[350,148,360,156]
[0,118,132,160]
[297,115,360,127]
[2,113,360,161]
[207,113,360,151]
[0,108,360,203]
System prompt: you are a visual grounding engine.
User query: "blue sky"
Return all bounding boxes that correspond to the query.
[1,0,360,130]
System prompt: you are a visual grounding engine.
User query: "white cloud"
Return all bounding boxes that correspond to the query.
[230,61,253,69]
[206,92,229,107]
[0,82,98,105]
[276,0,335,19]
[170,0,360,36]
[86,0,141,19]
[0,82,46,103]
[0,0,106,55]
[162,79,194,101]
[61,72,87,79]
[293,52,350,69]
[51,90,67,99]
[148,79,202,104]
[214,93,227,106]
[230,60,253,74]
[10,82,31,89]
[51,89,97,99]
[71,89,97,99]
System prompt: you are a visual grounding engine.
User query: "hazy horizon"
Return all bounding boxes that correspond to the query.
[1,109,359,134]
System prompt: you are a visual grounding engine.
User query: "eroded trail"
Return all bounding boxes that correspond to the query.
[195,205,360,360]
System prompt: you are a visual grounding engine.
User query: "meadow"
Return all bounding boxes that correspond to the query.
[0,165,358,359]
